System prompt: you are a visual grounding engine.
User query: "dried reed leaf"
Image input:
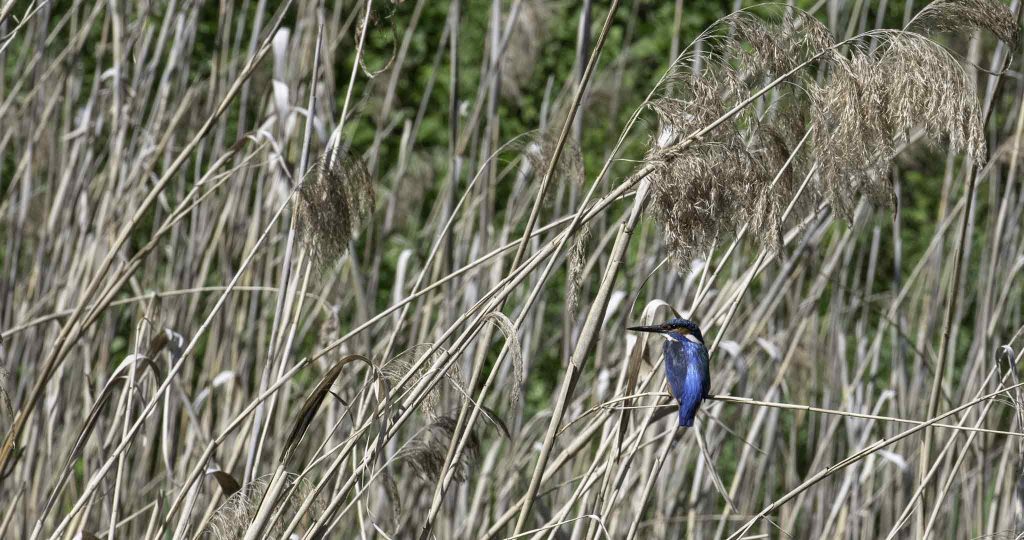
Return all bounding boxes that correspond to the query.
[207,469,243,498]
[282,354,372,462]
[694,429,738,512]
[619,300,676,449]
[143,328,183,364]
[271,28,290,82]
[478,405,512,440]
[38,353,161,523]
[1014,470,1024,533]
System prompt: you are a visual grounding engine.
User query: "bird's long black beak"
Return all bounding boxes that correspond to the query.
[627,324,663,333]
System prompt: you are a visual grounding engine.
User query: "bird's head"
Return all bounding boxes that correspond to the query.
[627,317,705,345]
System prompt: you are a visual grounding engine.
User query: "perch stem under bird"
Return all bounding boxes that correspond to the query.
[628,318,710,428]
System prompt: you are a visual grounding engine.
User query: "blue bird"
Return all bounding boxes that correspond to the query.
[628,318,710,428]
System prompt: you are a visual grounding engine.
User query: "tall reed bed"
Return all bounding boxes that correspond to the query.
[1,1,1023,538]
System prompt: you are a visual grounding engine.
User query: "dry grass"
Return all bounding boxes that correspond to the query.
[1,1,1023,539]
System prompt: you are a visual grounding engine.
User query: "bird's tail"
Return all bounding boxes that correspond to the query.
[678,408,696,428]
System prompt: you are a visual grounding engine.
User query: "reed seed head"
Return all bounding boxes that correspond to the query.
[502,1,553,100]
[527,129,585,188]
[297,150,375,269]
[644,7,991,263]
[394,415,480,484]
[205,474,325,539]
[908,0,1019,48]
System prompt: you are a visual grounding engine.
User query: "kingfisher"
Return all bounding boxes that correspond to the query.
[628,318,710,428]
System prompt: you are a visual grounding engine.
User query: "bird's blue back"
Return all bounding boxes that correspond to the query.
[663,337,710,427]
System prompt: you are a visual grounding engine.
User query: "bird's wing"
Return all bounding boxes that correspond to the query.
[698,344,711,398]
[663,341,688,401]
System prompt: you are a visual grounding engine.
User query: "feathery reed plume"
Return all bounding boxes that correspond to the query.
[810,53,892,219]
[874,34,985,162]
[394,415,481,484]
[527,128,586,188]
[907,0,1019,47]
[721,9,835,82]
[647,141,751,262]
[813,32,985,218]
[567,223,590,315]
[645,7,993,263]
[205,474,325,539]
[747,125,808,250]
[501,0,552,100]
[317,306,341,359]
[380,466,403,529]
[384,344,467,418]
[0,364,11,429]
[643,11,831,261]
[297,150,375,269]
[0,335,10,428]
[482,311,524,410]
[644,83,759,262]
